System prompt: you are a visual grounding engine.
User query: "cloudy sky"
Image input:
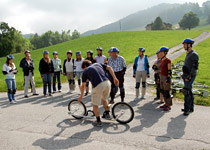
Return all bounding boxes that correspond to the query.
[0,0,206,34]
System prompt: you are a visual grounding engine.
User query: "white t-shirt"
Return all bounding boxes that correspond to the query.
[95,55,106,64]
[74,58,84,72]
[137,56,145,71]
[3,63,16,79]
[65,59,74,72]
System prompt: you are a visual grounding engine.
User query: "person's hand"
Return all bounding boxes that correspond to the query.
[185,78,190,82]
[114,78,119,87]
[133,74,136,78]
[78,96,82,103]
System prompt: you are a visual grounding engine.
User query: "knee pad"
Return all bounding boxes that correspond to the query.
[8,89,13,94]
[164,91,171,99]
[12,89,16,94]
[72,80,75,85]
[182,88,190,96]
[86,82,89,87]
[142,82,146,88]
[120,87,125,93]
[68,80,71,84]
[135,82,140,89]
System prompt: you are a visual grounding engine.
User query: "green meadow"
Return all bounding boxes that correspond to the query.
[0,30,201,92]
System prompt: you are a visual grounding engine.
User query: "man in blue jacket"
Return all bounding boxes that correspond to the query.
[133,47,150,100]
[181,39,199,116]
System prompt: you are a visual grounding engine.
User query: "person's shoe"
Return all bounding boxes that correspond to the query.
[78,91,81,95]
[44,94,47,97]
[68,90,73,94]
[84,92,89,96]
[49,93,52,96]
[163,106,171,111]
[24,95,28,98]
[181,108,194,113]
[157,101,164,104]
[134,97,139,101]
[10,100,16,104]
[160,104,167,108]
[154,97,160,101]
[58,90,62,92]
[109,100,115,104]
[92,121,102,127]
[140,96,145,99]
[13,99,17,102]
[52,91,56,94]
[102,112,111,120]
[183,111,190,116]
[33,93,39,96]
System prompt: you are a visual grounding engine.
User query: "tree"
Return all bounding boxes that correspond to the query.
[202,0,210,17]
[72,29,80,40]
[151,17,165,30]
[179,11,200,30]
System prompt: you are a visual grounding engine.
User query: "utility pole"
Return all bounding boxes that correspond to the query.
[119,20,122,32]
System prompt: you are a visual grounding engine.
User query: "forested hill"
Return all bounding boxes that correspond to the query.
[82,3,202,36]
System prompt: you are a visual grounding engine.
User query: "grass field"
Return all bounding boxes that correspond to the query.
[0,30,201,92]
[193,24,210,31]
[173,37,210,106]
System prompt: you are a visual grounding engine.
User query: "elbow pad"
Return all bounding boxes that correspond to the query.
[133,64,136,70]
[193,61,199,70]
[2,71,8,75]
[168,70,172,76]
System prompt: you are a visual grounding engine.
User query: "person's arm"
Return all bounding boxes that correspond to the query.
[78,82,86,103]
[122,57,127,73]
[63,59,66,75]
[133,57,137,78]
[2,64,8,75]
[39,59,44,78]
[189,53,199,76]
[166,61,172,84]
[106,65,119,86]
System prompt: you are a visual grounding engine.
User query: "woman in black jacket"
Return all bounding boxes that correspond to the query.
[39,50,54,96]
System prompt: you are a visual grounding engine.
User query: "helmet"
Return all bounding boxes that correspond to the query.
[108,49,112,53]
[138,47,145,52]
[159,46,169,52]
[182,38,194,45]
[7,55,14,60]
[24,50,30,54]
[96,47,103,51]
[53,51,58,55]
[67,50,73,54]
[43,50,49,54]
[87,50,93,54]
[156,50,160,54]
[109,47,119,53]
[76,51,81,55]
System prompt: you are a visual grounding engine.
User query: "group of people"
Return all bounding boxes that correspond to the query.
[2,38,199,126]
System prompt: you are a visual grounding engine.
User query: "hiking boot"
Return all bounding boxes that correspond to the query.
[160,104,167,108]
[92,121,102,127]
[102,112,111,120]
[24,95,28,98]
[33,93,39,96]
[109,100,115,104]
[85,92,89,96]
[163,106,171,111]
[183,111,190,116]
[154,97,160,101]
[181,108,194,113]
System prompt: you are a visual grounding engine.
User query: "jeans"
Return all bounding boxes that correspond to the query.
[76,71,83,86]
[53,71,61,91]
[5,79,16,102]
[183,75,196,112]
[42,73,52,95]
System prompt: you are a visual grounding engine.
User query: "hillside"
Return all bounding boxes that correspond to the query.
[82,3,202,36]
[0,30,201,92]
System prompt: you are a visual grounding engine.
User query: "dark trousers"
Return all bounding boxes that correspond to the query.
[53,71,61,91]
[154,73,160,98]
[110,71,125,102]
[43,73,52,95]
[183,75,196,112]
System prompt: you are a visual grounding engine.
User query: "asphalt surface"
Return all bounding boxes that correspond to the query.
[0,32,210,150]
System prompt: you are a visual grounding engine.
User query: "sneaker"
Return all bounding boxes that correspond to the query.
[78,91,81,95]
[141,96,145,99]
[58,90,62,92]
[85,92,89,96]
[24,95,28,98]
[10,100,16,104]
[160,104,167,108]
[183,111,190,116]
[92,121,102,127]
[134,97,139,101]
[163,106,171,111]
[33,93,39,96]
[181,108,194,113]
[44,94,47,97]
[69,90,73,94]
[102,112,111,120]
[154,97,160,100]
[52,91,56,94]
[109,100,115,104]
[49,93,52,96]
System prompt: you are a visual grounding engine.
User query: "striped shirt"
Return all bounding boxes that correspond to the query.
[108,56,126,72]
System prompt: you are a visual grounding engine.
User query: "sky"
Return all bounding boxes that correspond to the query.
[0,0,207,34]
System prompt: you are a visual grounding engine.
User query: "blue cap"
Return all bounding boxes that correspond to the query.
[109,47,119,52]
[53,51,58,55]
[76,51,81,55]
[43,50,49,54]
[7,55,14,60]
[138,47,145,52]
[182,38,194,44]
[159,46,169,52]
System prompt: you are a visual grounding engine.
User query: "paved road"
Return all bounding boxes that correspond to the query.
[0,32,210,150]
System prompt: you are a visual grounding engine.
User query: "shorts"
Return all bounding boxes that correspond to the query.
[91,80,111,106]
[160,75,171,91]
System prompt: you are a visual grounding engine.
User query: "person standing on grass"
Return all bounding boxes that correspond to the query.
[108,47,126,104]
[39,50,54,97]
[152,50,164,104]
[52,51,62,93]
[95,47,106,64]
[2,55,18,104]
[85,50,96,96]
[159,47,172,111]
[133,48,150,101]
[74,51,84,94]
[20,50,32,92]
[63,50,75,94]
[19,52,39,98]
[78,60,119,127]
[181,39,199,116]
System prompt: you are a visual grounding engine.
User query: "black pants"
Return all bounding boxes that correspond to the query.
[110,71,125,102]
[53,71,62,91]
[154,73,160,98]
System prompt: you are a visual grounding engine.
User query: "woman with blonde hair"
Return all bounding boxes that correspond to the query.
[39,50,54,96]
